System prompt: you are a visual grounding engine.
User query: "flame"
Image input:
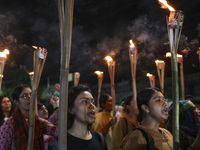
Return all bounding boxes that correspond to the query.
[105,56,113,62]
[146,73,153,77]
[166,52,182,58]
[155,60,164,64]
[166,52,171,57]
[0,49,10,58]
[29,72,34,75]
[95,71,103,75]
[32,46,38,49]
[0,74,3,78]
[3,49,10,55]
[177,54,182,58]
[129,40,135,48]
[158,0,175,11]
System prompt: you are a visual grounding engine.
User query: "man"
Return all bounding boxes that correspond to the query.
[91,94,117,148]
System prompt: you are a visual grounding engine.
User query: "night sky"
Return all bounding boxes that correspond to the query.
[0,0,200,90]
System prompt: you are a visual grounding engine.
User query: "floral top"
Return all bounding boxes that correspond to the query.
[0,115,58,150]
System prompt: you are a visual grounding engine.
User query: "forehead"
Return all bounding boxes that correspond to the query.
[21,87,32,94]
[76,91,93,99]
[2,97,9,101]
[150,91,164,100]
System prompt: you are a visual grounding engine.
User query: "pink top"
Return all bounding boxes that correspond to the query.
[0,115,58,150]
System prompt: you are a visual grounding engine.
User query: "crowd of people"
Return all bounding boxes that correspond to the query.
[0,83,200,150]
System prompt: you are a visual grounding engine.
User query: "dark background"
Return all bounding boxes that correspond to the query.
[0,0,199,100]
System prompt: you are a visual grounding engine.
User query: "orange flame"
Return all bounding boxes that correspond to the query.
[129,40,135,48]
[29,72,34,75]
[155,60,164,64]
[166,52,182,58]
[158,0,175,11]
[95,71,103,75]
[3,49,10,55]
[32,46,38,49]
[105,56,113,62]
[146,73,153,77]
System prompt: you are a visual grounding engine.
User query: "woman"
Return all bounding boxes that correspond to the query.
[0,84,58,150]
[122,88,173,150]
[109,95,137,150]
[67,84,107,150]
[0,96,14,126]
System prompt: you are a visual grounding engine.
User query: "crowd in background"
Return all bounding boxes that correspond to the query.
[0,83,200,150]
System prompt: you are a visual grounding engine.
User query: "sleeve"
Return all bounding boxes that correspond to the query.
[122,130,147,150]
[109,118,126,150]
[91,114,104,133]
[0,118,14,150]
[48,112,57,125]
[39,117,58,137]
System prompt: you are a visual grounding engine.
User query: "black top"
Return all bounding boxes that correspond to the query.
[67,131,107,150]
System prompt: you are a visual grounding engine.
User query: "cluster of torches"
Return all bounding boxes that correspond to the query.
[0,0,199,149]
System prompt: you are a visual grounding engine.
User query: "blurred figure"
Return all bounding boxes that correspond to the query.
[166,100,200,150]
[91,94,117,148]
[37,96,59,150]
[67,84,107,150]
[109,95,136,150]
[0,96,14,126]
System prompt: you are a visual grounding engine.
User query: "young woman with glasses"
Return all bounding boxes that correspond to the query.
[0,84,58,150]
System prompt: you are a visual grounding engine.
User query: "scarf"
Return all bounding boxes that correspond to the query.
[13,108,45,150]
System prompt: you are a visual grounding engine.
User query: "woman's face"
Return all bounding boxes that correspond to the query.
[38,105,49,120]
[72,91,96,126]
[16,87,32,113]
[147,91,169,123]
[1,97,12,113]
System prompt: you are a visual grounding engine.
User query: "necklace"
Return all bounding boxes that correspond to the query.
[160,129,172,150]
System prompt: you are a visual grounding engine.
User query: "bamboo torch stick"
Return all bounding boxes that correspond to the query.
[177,54,185,100]
[105,56,116,115]
[158,0,184,148]
[27,47,47,150]
[95,71,104,112]
[129,40,138,117]
[74,72,80,87]
[57,0,74,149]
[166,52,185,100]
[0,49,9,93]
[155,60,165,93]
[197,47,200,69]
[146,73,155,88]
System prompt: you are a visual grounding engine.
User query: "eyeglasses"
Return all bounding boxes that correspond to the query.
[19,93,31,99]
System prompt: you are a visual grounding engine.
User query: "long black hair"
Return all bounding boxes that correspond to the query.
[0,95,15,126]
[137,87,162,122]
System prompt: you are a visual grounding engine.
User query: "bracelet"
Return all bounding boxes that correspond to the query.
[54,107,59,111]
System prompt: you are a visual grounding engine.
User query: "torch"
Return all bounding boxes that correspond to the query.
[0,49,9,93]
[129,39,138,116]
[29,71,34,88]
[27,46,47,150]
[105,56,116,115]
[158,0,184,148]
[146,73,155,88]
[166,52,185,100]
[155,60,165,93]
[74,72,80,87]
[197,47,200,68]
[95,71,104,112]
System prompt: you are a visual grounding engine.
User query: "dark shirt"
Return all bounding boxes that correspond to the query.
[67,131,107,150]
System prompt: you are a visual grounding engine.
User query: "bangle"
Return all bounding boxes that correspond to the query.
[54,107,59,111]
